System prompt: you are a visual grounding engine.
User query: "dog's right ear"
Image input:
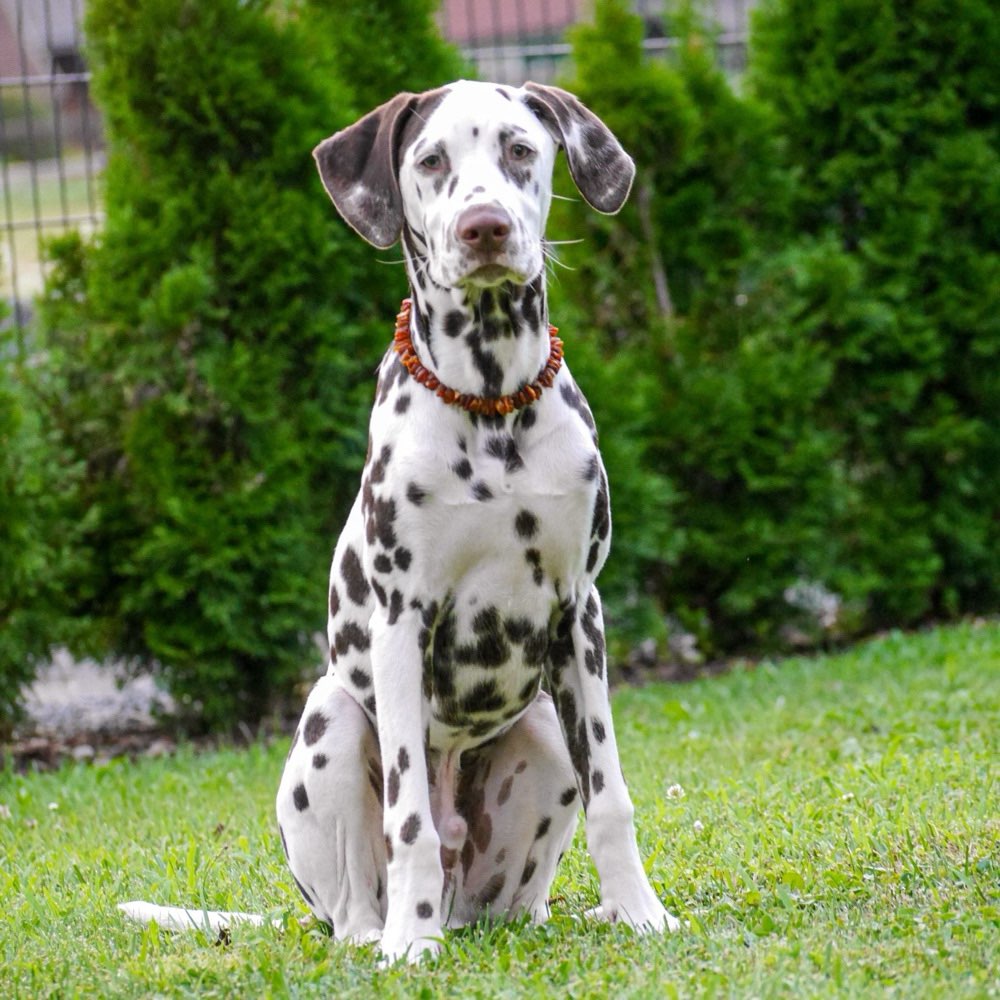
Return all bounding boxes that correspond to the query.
[313,92,419,249]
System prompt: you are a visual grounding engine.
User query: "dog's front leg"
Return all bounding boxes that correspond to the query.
[548,587,680,934]
[370,608,444,964]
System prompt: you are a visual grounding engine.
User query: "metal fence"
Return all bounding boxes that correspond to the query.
[0,0,751,338]
[438,0,753,82]
[0,0,101,334]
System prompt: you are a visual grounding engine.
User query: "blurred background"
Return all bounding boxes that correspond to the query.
[0,0,754,316]
[1,0,996,738]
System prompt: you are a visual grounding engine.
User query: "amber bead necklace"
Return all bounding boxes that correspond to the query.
[392,298,563,417]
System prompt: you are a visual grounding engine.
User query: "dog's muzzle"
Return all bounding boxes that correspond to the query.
[453,203,529,286]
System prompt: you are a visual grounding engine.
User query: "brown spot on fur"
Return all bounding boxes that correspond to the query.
[497,775,514,806]
[478,872,506,907]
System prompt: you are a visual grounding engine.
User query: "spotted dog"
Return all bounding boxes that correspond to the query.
[275,80,679,963]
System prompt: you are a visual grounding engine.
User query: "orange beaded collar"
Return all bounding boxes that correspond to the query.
[392,298,564,417]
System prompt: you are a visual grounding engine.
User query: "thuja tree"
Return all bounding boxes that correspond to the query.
[550,0,856,653]
[750,0,1000,622]
[0,329,68,732]
[36,0,463,728]
[305,0,468,109]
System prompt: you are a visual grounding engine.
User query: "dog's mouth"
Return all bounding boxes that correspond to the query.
[439,239,541,290]
[461,262,521,287]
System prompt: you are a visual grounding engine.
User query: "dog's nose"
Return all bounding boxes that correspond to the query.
[456,205,512,254]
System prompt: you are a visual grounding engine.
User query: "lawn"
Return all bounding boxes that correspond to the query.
[1,621,997,998]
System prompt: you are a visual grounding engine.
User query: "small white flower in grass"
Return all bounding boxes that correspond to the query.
[693,820,705,835]
[666,783,685,800]
[48,802,59,811]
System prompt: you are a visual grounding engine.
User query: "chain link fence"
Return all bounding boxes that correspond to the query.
[0,0,751,339]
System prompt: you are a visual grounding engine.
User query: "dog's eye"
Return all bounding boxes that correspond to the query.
[509,143,533,161]
[419,152,444,171]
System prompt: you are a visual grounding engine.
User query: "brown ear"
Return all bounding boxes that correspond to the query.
[313,92,419,248]
[523,82,635,215]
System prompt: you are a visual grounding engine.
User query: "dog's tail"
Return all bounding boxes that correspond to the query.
[118,901,278,935]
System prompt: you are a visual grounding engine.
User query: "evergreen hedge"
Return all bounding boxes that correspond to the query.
[550,0,998,655]
[3,0,996,729]
[550,1,850,654]
[749,0,1000,623]
[0,330,60,734]
[29,0,463,728]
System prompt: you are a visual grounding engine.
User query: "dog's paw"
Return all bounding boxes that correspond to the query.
[525,897,553,925]
[348,927,383,947]
[586,896,681,934]
[378,930,442,966]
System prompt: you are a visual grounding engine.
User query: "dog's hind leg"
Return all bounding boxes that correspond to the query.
[276,675,387,943]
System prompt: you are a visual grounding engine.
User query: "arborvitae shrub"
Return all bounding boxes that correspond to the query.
[551,0,851,654]
[0,336,60,733]
[750,0,1000,622]
[550,0,999,655]
[306,0,468,108]
[35,0,464,728]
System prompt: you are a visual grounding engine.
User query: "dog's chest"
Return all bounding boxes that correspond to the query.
[365,369,605,746]
[373,378,602,589]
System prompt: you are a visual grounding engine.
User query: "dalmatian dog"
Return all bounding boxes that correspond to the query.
[275,80,679,964]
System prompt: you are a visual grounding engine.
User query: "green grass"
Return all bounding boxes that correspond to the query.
[2,621,997,998]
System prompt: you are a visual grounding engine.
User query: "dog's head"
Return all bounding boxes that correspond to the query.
[314,80,634,290]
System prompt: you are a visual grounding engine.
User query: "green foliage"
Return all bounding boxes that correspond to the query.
[2,622,997,995]
[557,326,683,653]
[31,0,463,728]
[2,310,96,734]
[552,0,999,654]
[553,0,844,652]
[563,0,789,324]
[749,0,1000,622]
[6,0,997,725]
[303,0,469,110]
[0,342,49,733]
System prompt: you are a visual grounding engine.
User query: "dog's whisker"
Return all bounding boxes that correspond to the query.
[542,246,575,273]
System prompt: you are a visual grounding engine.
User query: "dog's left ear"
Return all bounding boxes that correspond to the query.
[523,82,635,215]
[313,92,420,248]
